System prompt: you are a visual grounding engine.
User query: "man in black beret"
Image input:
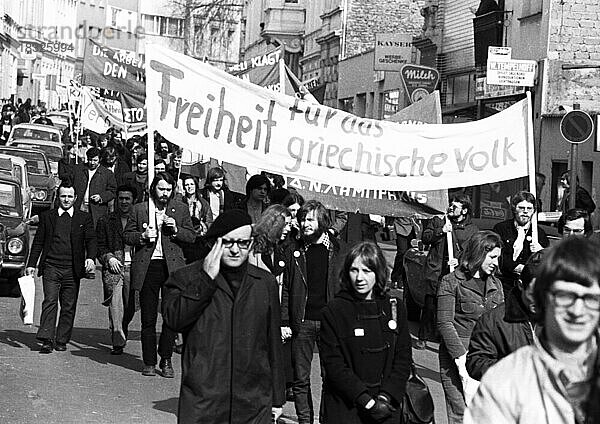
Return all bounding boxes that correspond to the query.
[162,209,285,424]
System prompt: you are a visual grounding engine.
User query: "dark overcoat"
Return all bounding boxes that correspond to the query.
[71,164,117,226]
[319,291,412,424]
[280,236,347,328]
[123,200,194,291]
[162,260,286,424]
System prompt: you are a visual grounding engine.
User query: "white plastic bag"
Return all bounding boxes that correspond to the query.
[18,275,35,325]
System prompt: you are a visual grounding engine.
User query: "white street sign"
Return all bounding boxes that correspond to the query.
[487,58,537,86]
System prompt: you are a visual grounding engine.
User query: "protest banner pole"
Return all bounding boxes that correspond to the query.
[526,91,538,244]
[279,58,285,95]
[446,216,455,273]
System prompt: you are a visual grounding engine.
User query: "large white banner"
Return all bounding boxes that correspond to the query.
[146,45,532,191]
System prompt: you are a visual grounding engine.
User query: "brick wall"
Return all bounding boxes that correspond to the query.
[344,0,424,58]
[548,0,600,61]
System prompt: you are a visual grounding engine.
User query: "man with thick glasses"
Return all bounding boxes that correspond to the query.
[493,191,549,294]
[162,209,285,424]
[465,236,600,423]
[558,208,600,245]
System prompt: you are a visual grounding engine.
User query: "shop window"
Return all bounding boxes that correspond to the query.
[382,90,400,119]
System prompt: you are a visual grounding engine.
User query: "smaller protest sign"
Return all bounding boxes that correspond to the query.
[82,39,145,94]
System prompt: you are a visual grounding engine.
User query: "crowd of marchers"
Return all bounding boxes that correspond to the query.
[23,125,600,424]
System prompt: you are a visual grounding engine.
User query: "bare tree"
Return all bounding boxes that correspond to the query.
[170,0,243,57]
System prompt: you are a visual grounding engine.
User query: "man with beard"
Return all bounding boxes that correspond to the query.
[162,209,285,424]
[72,147,117,228]
[281,200,347,424]
[493,191,548,294]
[417,194,478,348]
[124,172,194,377]
[26,183,97,353]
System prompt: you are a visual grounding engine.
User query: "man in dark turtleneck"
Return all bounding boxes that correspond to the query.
[162,209,285,424]
[26,183,97,354]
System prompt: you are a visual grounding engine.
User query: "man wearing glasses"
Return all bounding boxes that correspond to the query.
[559,208,600,244]
[465,236,600,423]
[493,191,549,294]
[162,209,285,424]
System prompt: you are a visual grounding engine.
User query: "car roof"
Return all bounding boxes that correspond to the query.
[0,145,50,160]
[10,139,62,148]
[0,153,26,165]
[0,173,21,186]
[12,123,62,134]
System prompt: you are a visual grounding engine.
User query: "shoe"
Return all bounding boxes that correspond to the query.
[40,341,53,354]
[159,358,175,378]
[110,346,124,355]
[142,365,156,376]
[54,343,67,351]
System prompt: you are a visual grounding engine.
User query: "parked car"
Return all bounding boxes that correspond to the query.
[0,154,32,220]
[45,111,71,133]
[8,122,61,144]
[8,139,62,176]
[0,175,30,285]
[0,146,56,212]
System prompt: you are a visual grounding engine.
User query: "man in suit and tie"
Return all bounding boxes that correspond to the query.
[73,147,117,227]
[124,172,194,377]
[26,183,97,354]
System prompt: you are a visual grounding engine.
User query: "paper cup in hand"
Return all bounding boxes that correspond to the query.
[18,275,35,325]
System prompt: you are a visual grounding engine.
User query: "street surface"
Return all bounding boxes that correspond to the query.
[0,240,446,424]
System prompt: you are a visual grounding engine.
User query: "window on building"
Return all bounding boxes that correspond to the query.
[141,14,184,37]
[339,98,354,113]
[444,72,476,106]
[383,90,400,119]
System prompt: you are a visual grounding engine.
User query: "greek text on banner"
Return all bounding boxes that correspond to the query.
[146,45,531,191]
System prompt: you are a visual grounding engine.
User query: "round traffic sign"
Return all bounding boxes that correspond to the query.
[560,110,594,144]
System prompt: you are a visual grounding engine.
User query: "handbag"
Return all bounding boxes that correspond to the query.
[401,363,435,424]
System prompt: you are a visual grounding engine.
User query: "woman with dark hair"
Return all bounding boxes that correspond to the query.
[319,241,412,423]
[436,230,505,423]
[200,166,242,219]
[282,192,304,239]
[240,174,271,223]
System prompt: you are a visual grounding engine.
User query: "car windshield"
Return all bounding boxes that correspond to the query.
[14,143,62,161]
[0,149,48,175]
[13,127,60,143]
[0,182,22,217]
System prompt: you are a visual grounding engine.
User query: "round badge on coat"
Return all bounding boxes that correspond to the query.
[293,251,300,258]
[388,320,397,330]
[278,260,285,267]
